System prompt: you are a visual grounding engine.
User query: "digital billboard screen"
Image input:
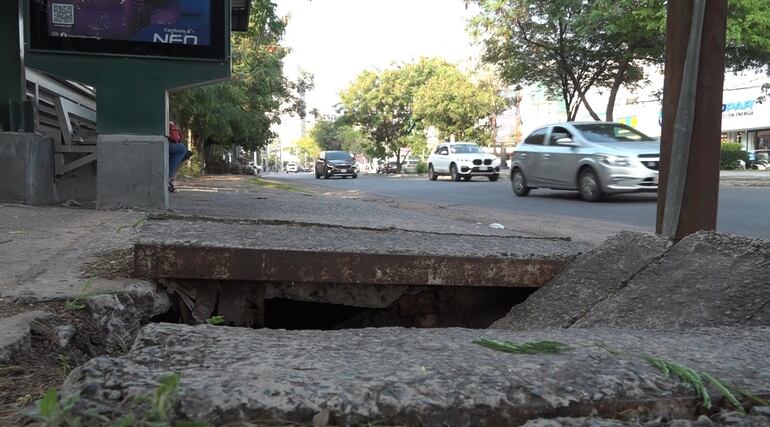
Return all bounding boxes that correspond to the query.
[29,0,226,60]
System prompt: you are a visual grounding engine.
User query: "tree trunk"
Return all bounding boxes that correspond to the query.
[605,59,630,122]
[575,86,601,121]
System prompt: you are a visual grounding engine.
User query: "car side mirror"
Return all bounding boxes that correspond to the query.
[557,137,579,147]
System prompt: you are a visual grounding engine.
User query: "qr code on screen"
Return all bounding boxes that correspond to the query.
[51,3,74,25]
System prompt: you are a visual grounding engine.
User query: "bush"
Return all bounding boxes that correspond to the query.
[720,142,748,170]
[416,160,428,174]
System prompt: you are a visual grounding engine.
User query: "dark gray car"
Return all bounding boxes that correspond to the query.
[511,122,660,201]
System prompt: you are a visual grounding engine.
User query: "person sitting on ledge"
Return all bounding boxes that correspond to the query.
[168,120,191,193]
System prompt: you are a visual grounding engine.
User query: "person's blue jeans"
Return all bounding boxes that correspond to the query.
[169,142,189,179]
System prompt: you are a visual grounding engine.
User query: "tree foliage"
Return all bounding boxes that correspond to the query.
[469,0,770,121]
[170,0,312,171]
[414,69,508,143]
[339,58,507,165]
[309,116,371,155]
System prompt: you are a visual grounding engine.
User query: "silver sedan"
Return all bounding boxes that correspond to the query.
[511,122,660,202]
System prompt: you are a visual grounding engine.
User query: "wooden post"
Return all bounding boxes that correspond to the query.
[656,0,728,240]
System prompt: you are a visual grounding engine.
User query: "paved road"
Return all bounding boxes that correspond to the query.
[269,172,770,239]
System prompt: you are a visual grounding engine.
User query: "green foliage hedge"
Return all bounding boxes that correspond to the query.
[720,142,748,170]
[416,160,428,174]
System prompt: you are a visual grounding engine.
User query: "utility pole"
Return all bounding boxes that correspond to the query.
[656,0,727,240]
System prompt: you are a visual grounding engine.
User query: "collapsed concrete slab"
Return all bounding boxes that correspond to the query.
[491,232,671,330]
[573,232,770,329]
[493,231,770,331]
[134,217,585,288]
[61,324,770,426]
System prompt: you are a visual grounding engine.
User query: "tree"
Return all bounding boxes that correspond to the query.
[339,58,452,168]
[470,0,770,122]
[309,116,369,153]
[413,67,509,143]
[575,0,665,120]
[295,135,321,164]
[170,0,312,172]
[470,0,615,121]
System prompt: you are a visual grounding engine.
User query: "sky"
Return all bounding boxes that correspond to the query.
[274,0,480,147]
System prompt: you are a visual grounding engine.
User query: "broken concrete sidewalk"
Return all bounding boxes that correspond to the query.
[62,324,770,426]
[493,231,770,330]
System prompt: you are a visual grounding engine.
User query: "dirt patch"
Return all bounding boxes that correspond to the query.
[0,300,125,426]
[79,247,134,280]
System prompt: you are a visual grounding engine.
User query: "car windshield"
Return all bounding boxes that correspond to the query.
[573,123,656,143]
[326,152,352,161]
[450,144,483,154]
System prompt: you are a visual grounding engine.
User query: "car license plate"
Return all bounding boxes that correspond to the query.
[341,169,347,173]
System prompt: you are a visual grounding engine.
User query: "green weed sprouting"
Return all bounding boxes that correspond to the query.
[33,373,211,427]
[250,178,307,193]
[64,280,93,311]
[35,388,80,427]
[645,356,769,414]
[472,338,573,354]
[117,214,149,234]
[206,315,225,326]
[474,337,767,414]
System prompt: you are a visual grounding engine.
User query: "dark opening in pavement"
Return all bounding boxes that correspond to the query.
[152,282,535,330]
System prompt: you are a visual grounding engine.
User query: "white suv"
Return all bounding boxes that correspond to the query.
[427,142,501,181]
[285,162,298,173]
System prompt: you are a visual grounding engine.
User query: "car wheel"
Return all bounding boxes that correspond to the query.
[428,164,437,181]
[579,168,602,202]
[315,172,320,179]
[324,170,330,179]
[511,169,530,196]
[450,164,460,182]
[488,174,499,182]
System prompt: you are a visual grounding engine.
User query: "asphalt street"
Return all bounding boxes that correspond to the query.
[270,171,770,239]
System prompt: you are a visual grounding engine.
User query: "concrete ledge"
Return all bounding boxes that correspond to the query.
[61,324,770,426]
[97,134,168,210]
[133,218,583,287]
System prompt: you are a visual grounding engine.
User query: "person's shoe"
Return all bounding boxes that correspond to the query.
[183,151,193,161]
[168,181,176,193]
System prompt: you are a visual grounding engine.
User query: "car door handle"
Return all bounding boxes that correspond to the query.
[543,154,551,160]
[520,153,527,158]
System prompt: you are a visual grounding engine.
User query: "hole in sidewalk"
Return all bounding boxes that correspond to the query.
[152,280,536,330]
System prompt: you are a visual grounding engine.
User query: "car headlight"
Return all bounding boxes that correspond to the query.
[598,154,631,167]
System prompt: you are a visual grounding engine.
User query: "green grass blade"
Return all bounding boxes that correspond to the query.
[703,372,745,414]
[473,338,573,354]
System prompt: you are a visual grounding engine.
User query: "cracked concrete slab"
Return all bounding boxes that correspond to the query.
[493,231,770,331]
[61,324,770,426]
[491,231,671,329]
[573,231,770,329]
[133,218,586,287]
[0,311,52,363]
